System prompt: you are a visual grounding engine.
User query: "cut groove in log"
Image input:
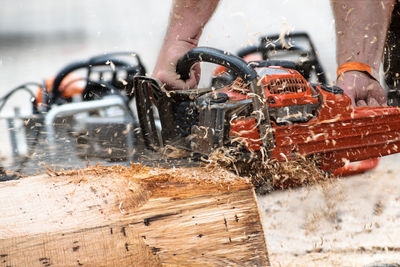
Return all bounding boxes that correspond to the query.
[0,164,269,266]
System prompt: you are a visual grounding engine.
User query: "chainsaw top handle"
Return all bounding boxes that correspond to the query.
[176,47,257,83]
[49,52,144,105]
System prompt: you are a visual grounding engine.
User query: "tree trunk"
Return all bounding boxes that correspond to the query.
[0,164,269,266]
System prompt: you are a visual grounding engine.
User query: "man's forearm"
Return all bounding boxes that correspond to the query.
[164,0,220,47]
[331,0,394,106]
[153,0,219,89]
[331,0,394,75]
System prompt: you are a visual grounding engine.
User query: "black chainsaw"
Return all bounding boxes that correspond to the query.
[211,32,327,88]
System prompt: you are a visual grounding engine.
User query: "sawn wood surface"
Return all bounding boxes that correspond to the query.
[0,164,269,267]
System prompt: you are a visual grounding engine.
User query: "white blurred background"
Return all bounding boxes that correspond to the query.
[0,0,336,91]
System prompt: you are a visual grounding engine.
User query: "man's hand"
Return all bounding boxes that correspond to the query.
[152,0,219,90]
[153,40,200,90]
[337,72,387,106]
[331,0,394,107]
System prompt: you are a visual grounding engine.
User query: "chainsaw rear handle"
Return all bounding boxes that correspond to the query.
[176,47,257,83]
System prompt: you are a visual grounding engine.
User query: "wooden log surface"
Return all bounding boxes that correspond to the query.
[0,164,269,266]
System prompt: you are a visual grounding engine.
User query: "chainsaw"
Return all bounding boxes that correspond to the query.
[1,51,146,174]
[134,46,400,173]
[233,31,400,174]
[211,32,327,89]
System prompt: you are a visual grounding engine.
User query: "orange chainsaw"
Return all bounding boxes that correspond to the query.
[134,47,400,173]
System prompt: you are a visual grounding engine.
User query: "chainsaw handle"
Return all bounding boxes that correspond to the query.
[50,57,136,105]
[176,47,257,83]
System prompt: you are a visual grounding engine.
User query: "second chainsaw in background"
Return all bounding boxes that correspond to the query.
[1,51,146,173]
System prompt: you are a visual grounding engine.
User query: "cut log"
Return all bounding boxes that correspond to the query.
[0,164,269,266]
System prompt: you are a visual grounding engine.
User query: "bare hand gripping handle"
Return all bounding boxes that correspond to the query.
[176,47,257,82]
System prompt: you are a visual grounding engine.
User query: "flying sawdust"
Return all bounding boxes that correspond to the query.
[205,147,330,194]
